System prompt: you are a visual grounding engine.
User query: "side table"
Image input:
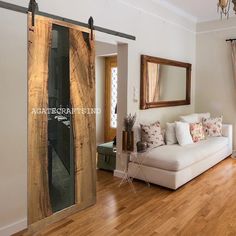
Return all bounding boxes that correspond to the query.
[130,151,150,188]
[119,151,136,193]
[119,151,150,193]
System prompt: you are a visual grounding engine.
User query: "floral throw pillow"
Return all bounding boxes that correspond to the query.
[202,116,223,137]
[140,121,165,149]
[190,123,205,143]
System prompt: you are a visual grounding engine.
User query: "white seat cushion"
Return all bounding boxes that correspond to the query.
[131,137,229,171]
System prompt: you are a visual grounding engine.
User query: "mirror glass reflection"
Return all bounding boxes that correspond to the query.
[147,62,187,103]
[48,24,75,213]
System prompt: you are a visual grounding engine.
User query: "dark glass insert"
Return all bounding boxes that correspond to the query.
[48,24,75,213]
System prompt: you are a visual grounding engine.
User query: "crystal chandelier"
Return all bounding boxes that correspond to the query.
[218,0,236,18]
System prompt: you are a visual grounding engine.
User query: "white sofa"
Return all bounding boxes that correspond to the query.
[128,124,233,190]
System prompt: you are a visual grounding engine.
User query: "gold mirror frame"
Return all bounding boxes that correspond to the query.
[140,55,192,110]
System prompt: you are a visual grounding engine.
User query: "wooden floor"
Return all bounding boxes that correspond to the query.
[23,157,236,236]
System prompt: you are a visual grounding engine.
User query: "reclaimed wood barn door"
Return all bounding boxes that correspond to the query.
[28,14,96,226]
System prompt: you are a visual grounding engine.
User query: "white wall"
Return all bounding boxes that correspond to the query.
[0,8,27,236]
[121,1,196,125]
[0,0,196,233]
[195,18,236,149]
[96,41,117,57]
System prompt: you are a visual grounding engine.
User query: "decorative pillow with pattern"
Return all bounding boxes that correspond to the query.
[202,116,223,137]
[190,123,205,143]
[140,121,165,149]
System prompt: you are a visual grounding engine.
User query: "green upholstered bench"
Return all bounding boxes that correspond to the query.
[97,142,116,171]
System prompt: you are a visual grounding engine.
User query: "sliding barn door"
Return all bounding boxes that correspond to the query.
[28,14,96,225]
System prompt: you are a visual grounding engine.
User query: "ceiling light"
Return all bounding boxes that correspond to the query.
[233,0,236,12]
[218,0,236,18]
[218,0,230,18]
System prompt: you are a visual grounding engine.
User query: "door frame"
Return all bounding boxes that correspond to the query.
[95,32,129,174]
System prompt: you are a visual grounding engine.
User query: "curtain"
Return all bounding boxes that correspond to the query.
[147,63,160,102]
[231,41,236,85]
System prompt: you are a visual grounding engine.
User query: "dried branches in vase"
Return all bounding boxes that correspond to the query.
[123,113,136,132]
[123,113,136,152]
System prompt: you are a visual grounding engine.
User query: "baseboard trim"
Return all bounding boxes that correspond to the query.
[231,150,236,158]
[114,169,125,178]
[0,218,27,236]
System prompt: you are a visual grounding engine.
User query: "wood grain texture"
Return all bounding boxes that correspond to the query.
[20,157,236,236]
[28,14,53,225]
[28,14,96,228]
[50,18,90,34]
[69,29,96,206]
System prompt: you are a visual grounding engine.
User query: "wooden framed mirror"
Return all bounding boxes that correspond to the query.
[140,55,191,109]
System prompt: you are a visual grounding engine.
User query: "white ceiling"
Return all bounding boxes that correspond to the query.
[155,0,236,22]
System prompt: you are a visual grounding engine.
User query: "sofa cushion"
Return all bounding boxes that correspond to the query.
[198,113,211,122]
[180,113,210,123]
[190,122,205,143]
[180,114,199,123]
[202,116,223,137]
[140,121,165,149]
[165,123,177,145]
[131,137,229,171]
[175,122,193,146]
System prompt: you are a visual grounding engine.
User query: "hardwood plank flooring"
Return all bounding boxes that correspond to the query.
[22,157,236,236]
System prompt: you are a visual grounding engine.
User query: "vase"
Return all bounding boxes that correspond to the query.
[136,141,148,153]
[122,131,134,152]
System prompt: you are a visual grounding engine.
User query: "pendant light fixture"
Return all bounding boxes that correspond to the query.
[218,0,230,18]
[233,0,236,12]
[217,0,236,18]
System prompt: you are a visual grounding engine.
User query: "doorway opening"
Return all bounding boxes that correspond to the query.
[95,41,118,174]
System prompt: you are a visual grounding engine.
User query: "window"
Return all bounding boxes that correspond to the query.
[105,56,117,142]
[110,67,118,128]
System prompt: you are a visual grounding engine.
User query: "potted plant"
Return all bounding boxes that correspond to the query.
[122,113,136,152]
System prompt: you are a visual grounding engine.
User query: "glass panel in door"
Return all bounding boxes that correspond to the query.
[48,24,75,213]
